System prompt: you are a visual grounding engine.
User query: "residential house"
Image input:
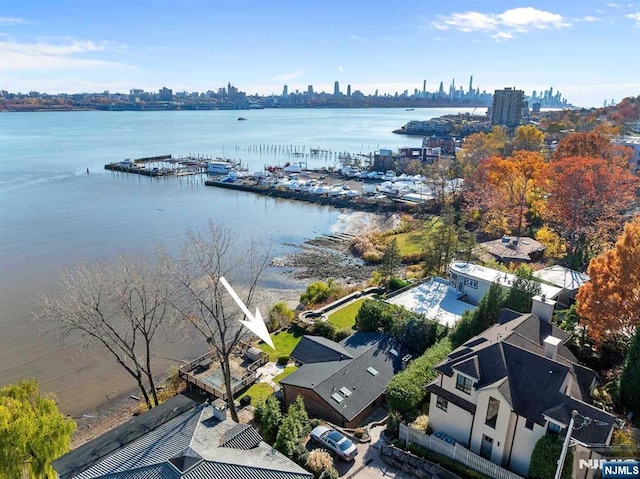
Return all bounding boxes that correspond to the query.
[478,236,546,264]
[448,261,562,306]
[426,296,615,477]
[280,332,408,428]
[52,394,312,479]
[533,265,589,308]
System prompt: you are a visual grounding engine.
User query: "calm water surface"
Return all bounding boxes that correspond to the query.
[0,107,472,415]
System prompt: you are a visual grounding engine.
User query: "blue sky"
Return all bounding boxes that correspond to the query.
[1,0,639,107]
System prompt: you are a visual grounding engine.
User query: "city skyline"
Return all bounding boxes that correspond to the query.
[1,0,639,107]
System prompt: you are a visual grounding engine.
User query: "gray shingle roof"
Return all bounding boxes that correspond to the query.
[280,332,405,423]
[53,395,312,479]
[290,335,353,364]
[433,313,615,446]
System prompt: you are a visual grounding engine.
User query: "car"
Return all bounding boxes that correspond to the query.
[310,425,358,461]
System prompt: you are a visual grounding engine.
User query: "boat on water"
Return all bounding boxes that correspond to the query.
[405,108,415,111]
[237,117,247,121]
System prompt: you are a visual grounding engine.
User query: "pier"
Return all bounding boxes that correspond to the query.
[104,154,210,177]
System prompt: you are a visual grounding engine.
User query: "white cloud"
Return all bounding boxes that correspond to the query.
[626,12,640,25]
[580,15,602,22]
[338,65,344,72]
[0,17,30,26]
[271,70,305,81]
[605,2,621,8]
[0,38,131,71]
[430,7,571,41]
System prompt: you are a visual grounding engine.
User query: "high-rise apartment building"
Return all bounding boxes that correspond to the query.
[491,87,525,127]
[334,81,340,97]
[282,84,288,97]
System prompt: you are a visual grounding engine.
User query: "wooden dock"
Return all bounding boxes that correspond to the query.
[105,154,208,177]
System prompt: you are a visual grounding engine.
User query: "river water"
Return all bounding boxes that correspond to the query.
[0,107,473,415]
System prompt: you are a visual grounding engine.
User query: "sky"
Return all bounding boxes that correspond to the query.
[1,0,639,107]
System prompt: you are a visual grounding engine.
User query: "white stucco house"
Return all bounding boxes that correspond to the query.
[426,295,616,477]
[448,261,562,306]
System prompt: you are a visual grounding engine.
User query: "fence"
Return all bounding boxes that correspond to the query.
[399,423,524,479]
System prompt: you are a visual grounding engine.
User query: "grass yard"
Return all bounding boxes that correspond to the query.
[237,382,273,405]
[258,325,305,362]
[327,298,365,330]
[273,365,298,383]
[392,217,441,259]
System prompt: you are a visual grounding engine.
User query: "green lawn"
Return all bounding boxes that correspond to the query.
[327,298,365,330]
[393,218,442,258]
[238,382,273,405]
[273,365,298,383]
[257,325,305,362]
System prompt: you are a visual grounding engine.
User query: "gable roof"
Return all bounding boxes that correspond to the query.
[53,395,312,479]
[431,313,614,446]
[290,335,353,364]
[280,332,404,422]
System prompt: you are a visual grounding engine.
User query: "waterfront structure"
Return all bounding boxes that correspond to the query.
[427,298,615,476]
[491,88,524,127]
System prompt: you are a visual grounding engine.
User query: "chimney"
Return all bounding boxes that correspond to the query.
[212,398,229,421]
[531,294,556,323]
[543,335,562,360]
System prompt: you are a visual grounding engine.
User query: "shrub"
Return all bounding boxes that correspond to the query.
[277,355,290,366]
[334,328,351,342]
[411,415,429,432]
[318,469,339,479]
[386,410,402,439]
[387,277,410,292]
[239,395,251,407]
[300,279,344,307]
[529,435,572,479]
[306,449,334,476]
[311,321,336,341]
[268,302,296,332]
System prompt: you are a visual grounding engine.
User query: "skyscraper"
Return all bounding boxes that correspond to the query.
[282,84,288,97]
[423,80,426,94]
[334,81,340,97]
[468,75,473,95]
[347,84,351,97]
[491,87,525,127]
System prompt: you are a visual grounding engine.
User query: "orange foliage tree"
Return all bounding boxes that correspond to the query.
[465,150,547,237]
[576,217,640,348]
[552,131,631,164]
[544,155,639,268]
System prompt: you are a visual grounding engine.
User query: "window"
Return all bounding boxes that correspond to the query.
[525,419,534,430]
[547,421,562,437]
[464,278,478,289]
[455,374,472,394]
[485,397,500,428]
[450,273,458,287]
[436,396,448,411]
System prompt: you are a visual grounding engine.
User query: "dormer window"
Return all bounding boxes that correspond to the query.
[547,421,562,437]
[456,373,472,394]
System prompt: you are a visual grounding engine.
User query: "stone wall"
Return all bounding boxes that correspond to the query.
[379,444,462,479]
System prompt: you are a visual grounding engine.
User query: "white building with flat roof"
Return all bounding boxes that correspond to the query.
[448,261,562,306]
[613,135,640,175]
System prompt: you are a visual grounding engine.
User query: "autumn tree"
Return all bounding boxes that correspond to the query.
[544,156,638,268]
[36,253,175,409]
[552,130,632,164]
[457,126,508,178]
[0,379,76,479]
[165,222,270,421]
[465,150,547,238]
[512,125,544,152]
[576,217,640,349]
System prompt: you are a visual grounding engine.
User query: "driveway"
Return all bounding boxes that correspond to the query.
[308,424,415,479]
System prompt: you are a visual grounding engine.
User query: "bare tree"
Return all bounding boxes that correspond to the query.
[35,253,175,409]
[164,222,270,422]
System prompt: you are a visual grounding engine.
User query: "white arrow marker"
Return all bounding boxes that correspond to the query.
[219,276,275,350]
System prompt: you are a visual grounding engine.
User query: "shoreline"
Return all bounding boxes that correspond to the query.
[67,210,397,448]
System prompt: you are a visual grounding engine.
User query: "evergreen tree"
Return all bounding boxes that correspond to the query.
[450,282,505,348]
[620,328,640,413]
[257,395,282,444]
[504,265,542,313]
[380,238,401,285]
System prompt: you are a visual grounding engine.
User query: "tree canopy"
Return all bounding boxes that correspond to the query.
[577,216,640,349]
[0,379,76,479]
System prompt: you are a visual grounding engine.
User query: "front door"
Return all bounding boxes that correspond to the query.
[480,434,493,460]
